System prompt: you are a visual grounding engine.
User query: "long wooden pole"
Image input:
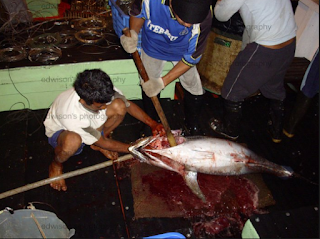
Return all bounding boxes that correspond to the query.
[123,28,177,147]
[0,154,133,200]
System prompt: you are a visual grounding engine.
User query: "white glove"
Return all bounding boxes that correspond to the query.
[141,77,165,97]
[120,30,138,54]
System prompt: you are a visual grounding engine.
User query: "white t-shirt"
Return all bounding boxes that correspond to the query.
[44,87,128,145]
[214,0,297,49]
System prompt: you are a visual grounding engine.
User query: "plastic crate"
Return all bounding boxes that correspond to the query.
[143,232,186,238]
[109,0,142,54]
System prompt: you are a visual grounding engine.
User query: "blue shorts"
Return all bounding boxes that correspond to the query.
[48,130,85,155]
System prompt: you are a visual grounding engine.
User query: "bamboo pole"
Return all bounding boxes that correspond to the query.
[0,154,133,200]
[123,28,177,147]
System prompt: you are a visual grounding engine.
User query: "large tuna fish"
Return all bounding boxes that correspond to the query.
[128,132,294,202]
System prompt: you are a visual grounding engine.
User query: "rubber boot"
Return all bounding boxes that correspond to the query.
[210,99,242,140]
[141,90,160,136]
[283,91,312,138]
[268,99,285,143]
[183,90,204,136]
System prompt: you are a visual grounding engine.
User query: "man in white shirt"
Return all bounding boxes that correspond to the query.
[44,69,165,191]
[210,0,297,143]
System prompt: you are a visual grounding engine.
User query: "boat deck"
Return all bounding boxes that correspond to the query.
[0,87,318,238]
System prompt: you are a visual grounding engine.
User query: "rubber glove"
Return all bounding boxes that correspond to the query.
[120,30,138,53]
[141,77,165,97]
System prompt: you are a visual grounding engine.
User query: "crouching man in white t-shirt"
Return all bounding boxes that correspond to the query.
[44,69,165,191]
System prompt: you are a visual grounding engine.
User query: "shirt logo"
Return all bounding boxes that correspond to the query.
[146,20,178,41]
[180,28,189,36]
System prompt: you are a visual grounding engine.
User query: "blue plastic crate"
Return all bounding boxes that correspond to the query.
[109,0,142,53]
[143,232,186,239]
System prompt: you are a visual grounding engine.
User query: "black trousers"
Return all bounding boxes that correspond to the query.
[221,40,296,101]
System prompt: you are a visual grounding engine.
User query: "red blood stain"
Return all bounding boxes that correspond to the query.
[142,170,259,237]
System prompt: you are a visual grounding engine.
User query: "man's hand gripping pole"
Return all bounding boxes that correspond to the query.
[123,28,177,147]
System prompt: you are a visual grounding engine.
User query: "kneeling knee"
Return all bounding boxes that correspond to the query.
[58,131,82,156]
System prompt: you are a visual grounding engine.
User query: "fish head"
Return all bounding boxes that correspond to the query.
[128,133,186,172]
[128,136,156,163]
[128,130,185,162]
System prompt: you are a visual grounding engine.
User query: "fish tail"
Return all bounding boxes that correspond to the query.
[280,165,294,178]
[248,159,294,178]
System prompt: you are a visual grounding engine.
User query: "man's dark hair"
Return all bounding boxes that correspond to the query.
[74,69,115,105]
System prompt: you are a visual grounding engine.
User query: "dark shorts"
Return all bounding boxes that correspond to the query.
[48,130,85,156]
[221,40,296,101]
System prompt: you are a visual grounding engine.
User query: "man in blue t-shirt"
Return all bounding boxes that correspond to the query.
[120,0,212,136]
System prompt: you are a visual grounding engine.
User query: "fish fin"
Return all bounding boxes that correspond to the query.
[184,171,206,202]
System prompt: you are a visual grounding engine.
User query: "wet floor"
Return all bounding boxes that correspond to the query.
[0,86,318,238]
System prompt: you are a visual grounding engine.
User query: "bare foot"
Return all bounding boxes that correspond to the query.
[90,145,118,160]
[49,161,67,191]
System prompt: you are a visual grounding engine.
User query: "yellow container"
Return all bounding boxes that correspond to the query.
[197,28,242,95]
